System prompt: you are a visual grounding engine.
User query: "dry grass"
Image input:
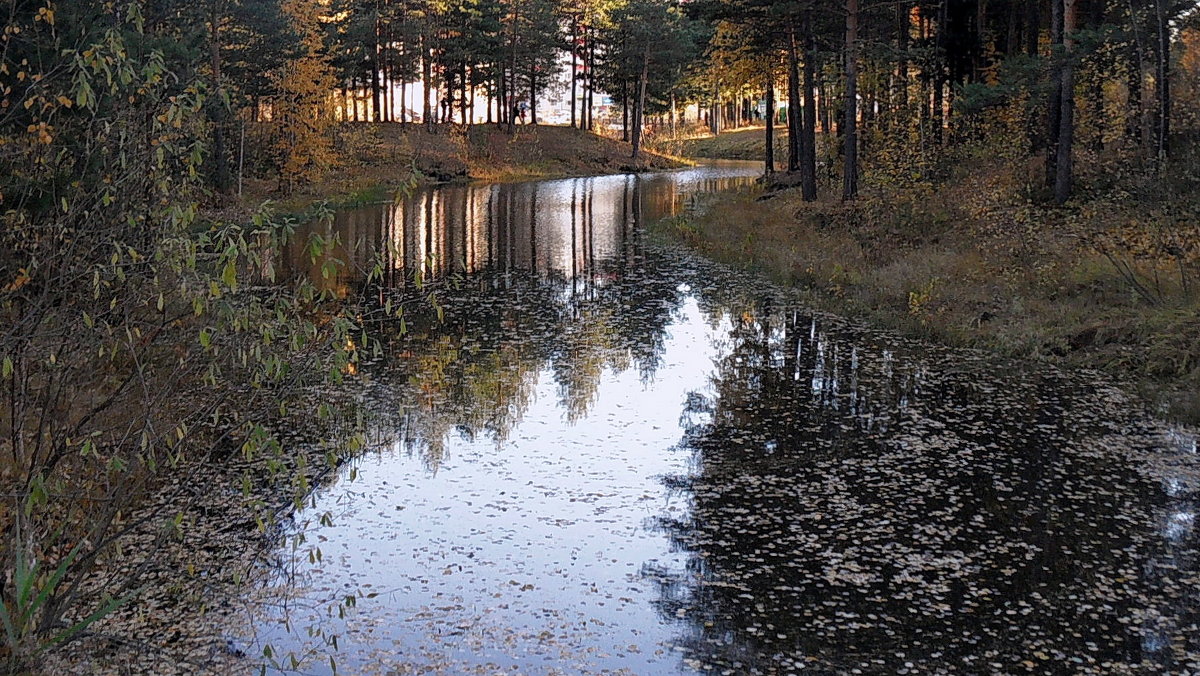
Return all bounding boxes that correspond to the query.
[654,126,789,162]
[241,123,686,208]
[657,155,1200,422]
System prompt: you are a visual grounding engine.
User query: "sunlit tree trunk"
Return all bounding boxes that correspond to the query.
[587,31,596,130]
[787,23,801,173]
[765,71,775,176]
[497,64,507,127]
[622,80,630,142]
[400,72,408,125]
[570,15,578,129]
[801,11,818,201]
[372,12,382,123]
[670,92,677,137]
[632,45,649,162]
[422,36,433,131]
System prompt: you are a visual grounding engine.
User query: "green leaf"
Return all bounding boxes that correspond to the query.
[222,260,237,289]
[2,357,11,379]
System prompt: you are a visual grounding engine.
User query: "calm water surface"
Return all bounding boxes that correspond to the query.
[246,164,1199,675]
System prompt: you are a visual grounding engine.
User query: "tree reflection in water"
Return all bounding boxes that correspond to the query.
[278,167,753,470]
[654,291,1199,674]
[247,164,1197,675]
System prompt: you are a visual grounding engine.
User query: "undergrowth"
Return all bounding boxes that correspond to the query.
[657,149,1200,423]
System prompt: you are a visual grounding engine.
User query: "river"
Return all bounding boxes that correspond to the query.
[242,163,1199,675]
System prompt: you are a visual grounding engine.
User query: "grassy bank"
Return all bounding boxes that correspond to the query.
[652,126,788,162]
[662,138,1200,422]
[241,123,686,209]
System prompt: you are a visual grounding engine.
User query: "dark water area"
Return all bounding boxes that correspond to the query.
[246,165,1199,675]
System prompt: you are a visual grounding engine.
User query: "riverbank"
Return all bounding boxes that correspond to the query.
[661,141,1200,422]
[651,125,789,162]
[238,124,686,210]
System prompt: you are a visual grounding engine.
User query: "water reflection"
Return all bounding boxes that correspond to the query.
[244,164,1199,675]
[280,166,753,295]
[353,261,696,467]
[656,299,1200,674]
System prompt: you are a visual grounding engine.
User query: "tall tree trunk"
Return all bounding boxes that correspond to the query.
[530,67,538,125]
[818,72,831,135]
[632,45,649,162]
[581,26,589,131]
[508,11,519,134]
[896,0,909,116]
[622,80,630,142]
[499,66,509,126]
[932,0,946,145]
[713,83,722,135]
[765,72,775,176]
[422,36,433,131]
[382,19,391,123]
[1154,0,1170,164]
[208,5,231,193]
[801,11,818,201]
[383,53,392,123]
[462,65,470,125]
[1054,0,1076,204]
[1025,0,1040,56]
[372,16,382,123]
[589,33,597,130]
[843,0,860,200]
[570,16,578,129]
[670,92,677,137]
[787,24,801,173]
[1006,0,1020,57]
[1046,0,1063,188]
[1090,69,1104,154]
[1125,0,1147,146]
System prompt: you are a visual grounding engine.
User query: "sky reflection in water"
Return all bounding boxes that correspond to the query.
[250,165,1199,675]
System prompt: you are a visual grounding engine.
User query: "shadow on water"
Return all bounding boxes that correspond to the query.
[242,163,1199,675]
[651,298,1200,674]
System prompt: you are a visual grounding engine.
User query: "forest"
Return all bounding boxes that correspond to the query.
[5,0,1196,196]
[3,0,1200,672]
